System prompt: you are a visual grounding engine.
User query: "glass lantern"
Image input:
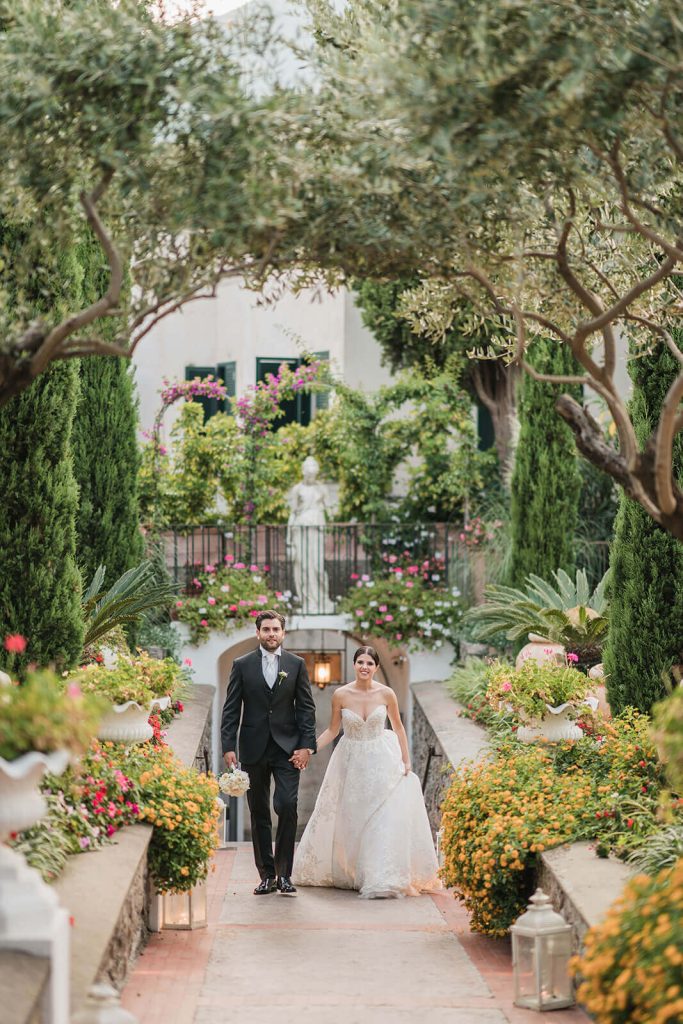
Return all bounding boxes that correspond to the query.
[436,827,445,870]
[510,889,575,1011]
[160,881,207,930]
[215,796,228,849]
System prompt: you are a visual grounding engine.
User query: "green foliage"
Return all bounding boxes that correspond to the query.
[0,221,84,671]
[81,561,177,656]
[603,344,683,715]
[0,671,104,761]
[440,711,670,936]
[446,658,515,738]
[337,555,462,651]
[463,568,609,668]
[71,227,142,584]
[652,688,683,797]
[123,741,219,892]
[508,339,581,588]
[573,859,683,1024]
[485,658,593,723]
[176,562,293,644]
[76,652,187,708]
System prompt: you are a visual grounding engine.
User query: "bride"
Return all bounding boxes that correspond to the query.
[292,646,440,898]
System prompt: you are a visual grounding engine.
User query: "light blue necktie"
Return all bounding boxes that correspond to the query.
[263,653,277,689]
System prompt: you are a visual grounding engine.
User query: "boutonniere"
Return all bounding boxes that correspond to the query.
[277,670,288,687]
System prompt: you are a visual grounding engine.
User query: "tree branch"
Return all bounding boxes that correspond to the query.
[654,371,683,515]
[29,169,122,376]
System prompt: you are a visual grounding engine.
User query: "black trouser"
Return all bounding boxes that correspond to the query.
[243,735,300,879]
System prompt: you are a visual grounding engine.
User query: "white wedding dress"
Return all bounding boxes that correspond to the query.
[292,706,441,898]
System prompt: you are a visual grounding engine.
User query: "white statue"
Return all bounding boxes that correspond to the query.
[287,457,334,614]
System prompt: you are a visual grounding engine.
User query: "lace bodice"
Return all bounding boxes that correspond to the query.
[341,705,388,741]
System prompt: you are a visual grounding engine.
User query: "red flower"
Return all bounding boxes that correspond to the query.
[626,818,634,828]
[4,634,27,653]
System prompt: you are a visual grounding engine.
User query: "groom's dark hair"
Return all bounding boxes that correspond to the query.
[255,610,286,630]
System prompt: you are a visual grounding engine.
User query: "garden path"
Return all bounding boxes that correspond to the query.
[121,844,590,1024]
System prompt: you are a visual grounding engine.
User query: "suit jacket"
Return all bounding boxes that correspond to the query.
[220,648,317,764]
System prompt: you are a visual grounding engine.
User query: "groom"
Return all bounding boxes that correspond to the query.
[221,610,316,896]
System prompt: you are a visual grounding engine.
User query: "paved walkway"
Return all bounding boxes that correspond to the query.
[121,845,590,1024]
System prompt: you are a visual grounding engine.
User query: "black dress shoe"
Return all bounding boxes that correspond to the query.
[254,877,277,895]
[277,876,297,896]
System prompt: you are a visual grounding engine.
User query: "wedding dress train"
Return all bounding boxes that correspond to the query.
[292,706,440,898]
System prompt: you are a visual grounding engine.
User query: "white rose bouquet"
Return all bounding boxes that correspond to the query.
[218,766,250,797]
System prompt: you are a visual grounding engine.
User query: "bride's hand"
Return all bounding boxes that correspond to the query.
[403,762,411,775]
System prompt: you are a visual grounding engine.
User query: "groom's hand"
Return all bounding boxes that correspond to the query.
[224,751,238,769]
[290,748,311,771]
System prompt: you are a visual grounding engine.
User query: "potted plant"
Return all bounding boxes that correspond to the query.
[0,666,104,837]
[485,657,598,742]
[77,652,185,744]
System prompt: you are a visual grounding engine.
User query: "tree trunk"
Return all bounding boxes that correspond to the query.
[471,360,519,486]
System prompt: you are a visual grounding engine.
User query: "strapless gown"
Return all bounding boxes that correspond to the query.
[292,706,440,898]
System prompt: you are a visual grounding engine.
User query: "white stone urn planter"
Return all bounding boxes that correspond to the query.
[516,696,600,743]
[97,695,171,744]
[0,749,71,1024]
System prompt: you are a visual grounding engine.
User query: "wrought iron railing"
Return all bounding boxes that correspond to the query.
[160,523,610,614]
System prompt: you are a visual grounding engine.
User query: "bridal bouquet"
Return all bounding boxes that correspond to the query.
[218,766,250,797]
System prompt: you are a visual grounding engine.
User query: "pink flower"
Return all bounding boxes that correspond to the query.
[361,574,370,582]
[208,597,216,605]
[356,609,364,617]
[396,633,403,641]
[3,634,27,653]
[263,565,270,572]
[229,604,238,612]
[205,564,215,574]
[79,837,91,850]
[566,652,579,663]
[388,555,397,563]
[379,605,388,613]
[405,581,414,589]
[350,573,359,580]
[106,824,116,837]
[501,681,512,692]
[176,600,184,608]
[249,610,259,617]
[375,618,384,625]
[225,554,234,563]
[234,562,246,570]
[239,599,248,606]
[200,619,208,627]
[183,658,192,667]
[385,614,394,622]
[407,566,419,574]
[66,682,82,698]
[250,564,259,572]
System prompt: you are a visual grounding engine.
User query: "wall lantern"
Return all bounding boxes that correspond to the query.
[149,881,207,932]
[215,796,228,849]
[510,889,575,1011]
[313,655,332,687]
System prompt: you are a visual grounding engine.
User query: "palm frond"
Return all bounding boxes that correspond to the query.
[82,562,177,651]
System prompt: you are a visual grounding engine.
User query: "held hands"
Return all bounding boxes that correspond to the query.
[290,748,311,771]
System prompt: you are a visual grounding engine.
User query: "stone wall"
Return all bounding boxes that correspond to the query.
[411,680,489,833]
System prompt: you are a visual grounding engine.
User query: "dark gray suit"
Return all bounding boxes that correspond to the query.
[220,647,316,879]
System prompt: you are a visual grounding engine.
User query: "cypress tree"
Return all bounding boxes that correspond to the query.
[507,339,581,588]
[71,231,143,586]
[0,224,84,670]
[603,344,683,714]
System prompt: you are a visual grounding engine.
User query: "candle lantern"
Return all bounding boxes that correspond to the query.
[215,796,228,849]
[149,881,208,932]
[510,888,575,1011]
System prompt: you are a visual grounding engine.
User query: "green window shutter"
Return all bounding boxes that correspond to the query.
[185,365,219,422]
[217,361,236,413]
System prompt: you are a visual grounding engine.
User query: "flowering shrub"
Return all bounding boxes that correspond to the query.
[123,742,219,892]
[175,561,292,644]
[12,741,140,879]
[338,555,461,650]
[457,516,504,548]
[76,652,188,707]
[0,665,104,761]
[440,712,675,935]
[572,858,683,1024]
[485,657,594,724]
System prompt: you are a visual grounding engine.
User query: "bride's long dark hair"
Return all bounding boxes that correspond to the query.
[352,645,381,668]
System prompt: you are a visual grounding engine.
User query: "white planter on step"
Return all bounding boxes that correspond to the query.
[0,748,71,1024]
[97,695,171,744]
[516,696,599,743]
